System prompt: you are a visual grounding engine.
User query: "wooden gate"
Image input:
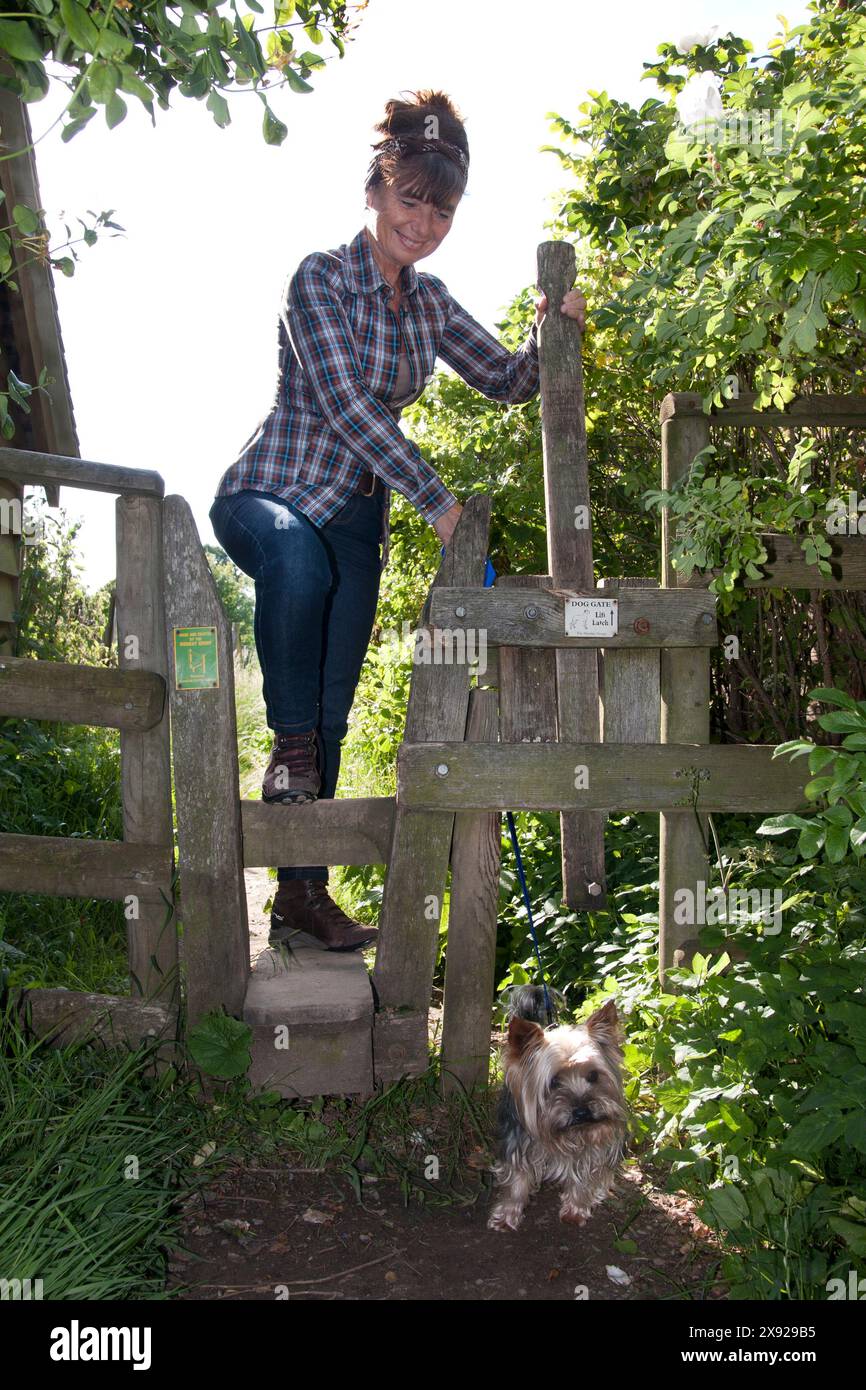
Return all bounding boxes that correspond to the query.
[0,451,177,1047]
[6,245,863,1095]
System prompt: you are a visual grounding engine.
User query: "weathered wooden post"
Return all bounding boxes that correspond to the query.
[536,241,606,909]
[598,577,660,747]
[372,496,490,1083]
[658,404,712,981]
[115,495,176,1002]
[162,495,249,1024]
[439,651,501,1095]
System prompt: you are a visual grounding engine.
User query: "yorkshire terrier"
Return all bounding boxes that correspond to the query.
[488,986,628,1232]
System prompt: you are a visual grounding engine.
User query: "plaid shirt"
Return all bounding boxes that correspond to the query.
[215,225,540,571]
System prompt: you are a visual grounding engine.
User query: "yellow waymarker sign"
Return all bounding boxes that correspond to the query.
[173,626,219,690]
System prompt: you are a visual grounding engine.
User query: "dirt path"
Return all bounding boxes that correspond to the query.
[168,1157,724,1301]
[167,871,726,1301]
[244,866,276,963]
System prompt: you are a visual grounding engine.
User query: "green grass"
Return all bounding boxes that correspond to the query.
[0,1006,215,1299]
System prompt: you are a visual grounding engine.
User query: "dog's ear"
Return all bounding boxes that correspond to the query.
[506,1014,545,1055]
[584,999,623,1049]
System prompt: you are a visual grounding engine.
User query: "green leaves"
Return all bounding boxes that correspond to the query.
[0,3,352,145]
[825,256,859,299]
[779,273,829,356]
[59,0,99,52]
[759,689,866,865]
[549,2,866,421]
[233,10,266,78]
[284,66,314,94]
[88,60,120,106]
[642,427,839,614]
[704,1182,750,1229]
[758,813,815,834]
[186,1012,252,1079]
[0,18,44,62]
[262,102,288,144]
[207,89,231,129]
[94,27,133,62]
[104,91,127,130]
[12,204,40,236]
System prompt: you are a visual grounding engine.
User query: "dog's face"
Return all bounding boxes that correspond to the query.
[503,1000,626,1153]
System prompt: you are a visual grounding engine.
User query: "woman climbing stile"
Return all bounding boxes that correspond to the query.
[210,89,586,954]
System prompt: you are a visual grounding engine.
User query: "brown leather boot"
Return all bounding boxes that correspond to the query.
[262,730,320,803]
[269,879,378,953]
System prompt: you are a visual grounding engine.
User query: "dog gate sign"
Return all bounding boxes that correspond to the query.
[564,596,618,639]
[173,626,219,689]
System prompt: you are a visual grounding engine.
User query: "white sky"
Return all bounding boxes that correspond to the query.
[24,0,810,590]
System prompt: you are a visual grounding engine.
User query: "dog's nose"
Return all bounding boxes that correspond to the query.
[571,1106,593,1124]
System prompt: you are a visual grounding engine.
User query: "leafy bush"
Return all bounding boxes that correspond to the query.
[760,687,866,861]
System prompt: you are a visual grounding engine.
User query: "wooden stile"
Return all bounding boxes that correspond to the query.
[660,391,866,429]
[371,495,490,1082]
[19,989,178,1054]
[162,495,249,1024]
[242,796,393,868]
[537,241,606,909]
[496,574,560,745]
[684,531,866,591]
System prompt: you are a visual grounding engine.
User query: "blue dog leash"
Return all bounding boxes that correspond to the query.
[440,545,556,1026]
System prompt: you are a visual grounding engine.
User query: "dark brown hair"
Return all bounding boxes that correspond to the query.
[365,89,469,210]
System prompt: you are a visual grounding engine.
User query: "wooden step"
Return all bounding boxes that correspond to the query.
[243,933,374,1098]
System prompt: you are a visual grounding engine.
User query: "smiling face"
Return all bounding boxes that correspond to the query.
[364,180,460,282]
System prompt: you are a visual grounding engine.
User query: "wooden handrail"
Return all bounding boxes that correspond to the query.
[0,447,164,496]
[660,391,866,428]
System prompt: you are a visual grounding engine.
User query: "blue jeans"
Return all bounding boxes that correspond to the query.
[209,486,384,883]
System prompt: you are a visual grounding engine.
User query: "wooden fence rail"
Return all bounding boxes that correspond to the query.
[0,449,176,1049]
[0,446,164,497]
[0,656,165,729]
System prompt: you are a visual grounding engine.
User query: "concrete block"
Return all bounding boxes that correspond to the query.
[243,935,374,1098]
